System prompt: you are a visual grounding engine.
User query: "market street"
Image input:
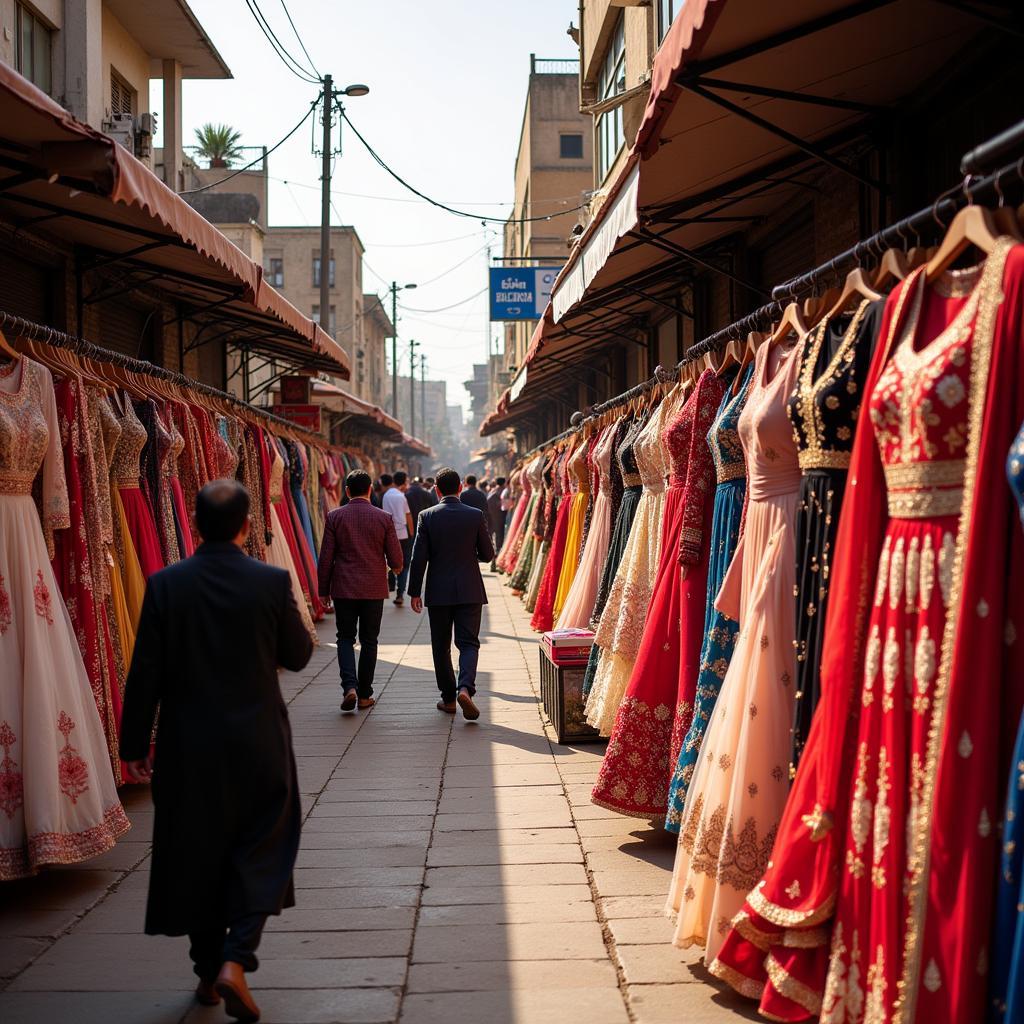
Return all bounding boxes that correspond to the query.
[0,572,756,1024]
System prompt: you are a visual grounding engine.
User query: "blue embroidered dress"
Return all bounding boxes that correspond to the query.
[664,363,753,831]
[990,419,1024,1024]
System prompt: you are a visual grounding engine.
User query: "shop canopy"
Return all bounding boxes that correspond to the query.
[389,434,432,457]
[0,64,350,378]
[485,0,983,433]
[276,379,402,438]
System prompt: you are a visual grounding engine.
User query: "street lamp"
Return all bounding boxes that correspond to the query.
[390,282,417,419]
[342,83,370,97]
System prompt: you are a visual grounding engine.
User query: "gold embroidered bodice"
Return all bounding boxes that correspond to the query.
[109,393,148,488]
[569,436,591,496]
[269,441,285,505]
[869,247,1010,519]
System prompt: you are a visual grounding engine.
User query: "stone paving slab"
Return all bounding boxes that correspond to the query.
[0,572,752,1023]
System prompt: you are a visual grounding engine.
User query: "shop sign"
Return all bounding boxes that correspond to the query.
[489,266,562,320]
[279,375,312,403]
[271,404,321,432]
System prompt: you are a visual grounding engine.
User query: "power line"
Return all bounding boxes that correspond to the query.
[338,108,587,225]
[401,287,488,313]
[277,0,320,79]
[178,99,318,194]
[416,242,490,287]
[242,0,320,84]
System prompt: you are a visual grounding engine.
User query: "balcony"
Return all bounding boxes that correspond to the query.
[531,56,580,76]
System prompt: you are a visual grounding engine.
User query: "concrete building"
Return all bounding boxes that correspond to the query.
[360,293,392,409]
[579,0,669,195]
[498,54,592,407]
[261,224,366,377]
[0,0,230,190]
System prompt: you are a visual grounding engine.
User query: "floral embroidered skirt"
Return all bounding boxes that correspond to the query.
[0,494,130,880]
[666,474,746,832]
[666,488,798,964]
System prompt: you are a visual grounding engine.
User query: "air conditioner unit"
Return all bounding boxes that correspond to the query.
[135,112,157,159]
[104,113,134,154]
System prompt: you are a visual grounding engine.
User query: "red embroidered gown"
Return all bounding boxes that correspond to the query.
[711,242,1024,1024]
[591,370,724,817]
[0,357,130,879]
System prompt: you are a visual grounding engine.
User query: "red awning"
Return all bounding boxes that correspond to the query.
[0,63,349,377]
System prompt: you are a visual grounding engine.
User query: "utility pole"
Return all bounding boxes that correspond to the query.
[409,340,419,438]
[390,282,398,418]
[420,354,427,441]
[319,75,333,348]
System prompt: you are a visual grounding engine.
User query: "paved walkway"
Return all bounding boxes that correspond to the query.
[0,573,758,1024]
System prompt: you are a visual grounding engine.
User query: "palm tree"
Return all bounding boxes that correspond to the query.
[193,123,244,169]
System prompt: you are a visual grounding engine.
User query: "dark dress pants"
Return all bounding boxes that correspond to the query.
[335,599,384,699]
[189,912,267,980]
[428,604,482,703]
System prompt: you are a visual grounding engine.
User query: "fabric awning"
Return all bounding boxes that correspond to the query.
[486,0,983,431]
[280,380,402,436]
[389,434,432,457]
[0,64,349,377]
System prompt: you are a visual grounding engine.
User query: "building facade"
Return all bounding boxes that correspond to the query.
[497,54,593,409]
[360,292,392,409]
[0,0,230,191]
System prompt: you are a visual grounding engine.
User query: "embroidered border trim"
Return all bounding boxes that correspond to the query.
[765,953,824,1015]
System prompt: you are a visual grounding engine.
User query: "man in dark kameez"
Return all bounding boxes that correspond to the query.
[120,479,313,1022]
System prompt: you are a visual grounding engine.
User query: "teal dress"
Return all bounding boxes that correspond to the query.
[665,363,754,831]
[990,420,1024,1024]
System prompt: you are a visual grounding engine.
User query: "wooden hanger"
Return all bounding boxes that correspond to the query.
[824,265,882,319]
[925,203,1002,281]
[873,246,910,290]
[765,301,808,350]
[0,325,22,365]
[716,338,742,377]
[732,330,763,395]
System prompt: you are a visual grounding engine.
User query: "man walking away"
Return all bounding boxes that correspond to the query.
[382,471,415,606]
[487,477,507,571]
[317,470,403,711]
[406,475,437,531]
[120,480,313,1023]
[460,474,490,528]
[409,468,495,721]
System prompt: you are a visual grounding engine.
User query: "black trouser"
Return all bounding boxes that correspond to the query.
[188,912,266,980]
[335,599,384,699]
[427,604,482,703]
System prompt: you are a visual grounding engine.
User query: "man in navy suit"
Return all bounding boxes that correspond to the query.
[408,468,495,720]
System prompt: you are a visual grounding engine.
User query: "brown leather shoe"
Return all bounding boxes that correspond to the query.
[195,979,220,1006]
[436,699,457,714]
[340,689,357,712]
[215,961,260,1022]
[457,690,480,721]
[358,697,376,710]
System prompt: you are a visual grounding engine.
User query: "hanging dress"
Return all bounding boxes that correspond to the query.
[585,389,678,735]
[531,445,573,633]
[557,424,617,629]
[787,299,882,771]
[509,460,541,593]
[667,336,804,963]
[552,440,591,621]
[992,425,1024,1024]
[666,363,754,831]
[525,452,558,612]
[591,371,725,817]
[111,393,164,579]
[0,357,130,880]
[264,439,318,645]
[711,246,1024,1024]
[163,405,194,559]
[582,415,645,698]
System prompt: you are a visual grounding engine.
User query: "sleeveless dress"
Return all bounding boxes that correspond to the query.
[558,424,617,629]
[0,357,131,879]
[666,363,754,831]
[667,337,804,962]
[553,439,591,620]
[585,390,679,735]
[787,300,882,771]
[591,372,726,818]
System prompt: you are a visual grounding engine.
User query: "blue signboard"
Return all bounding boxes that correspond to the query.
[489,266,562,321]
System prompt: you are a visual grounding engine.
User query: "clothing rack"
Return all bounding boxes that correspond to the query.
[0,309,328,450]
[516,120,1024,460]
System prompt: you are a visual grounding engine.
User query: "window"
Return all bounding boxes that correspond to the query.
[265,257,284,287]
[560,133,584,160]
[658,0,679,43]
[312,253,335,288]
[110,68,137,116]
[15,3,52,95]
[596,16,626,182]
[311,305,336,332]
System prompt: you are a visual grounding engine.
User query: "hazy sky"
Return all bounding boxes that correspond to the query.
[150,0,582,413]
